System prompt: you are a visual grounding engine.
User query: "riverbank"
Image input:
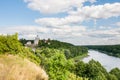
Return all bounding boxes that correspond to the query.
[72,53,88,62]
[86,45,120,58]
[83,50,120,71]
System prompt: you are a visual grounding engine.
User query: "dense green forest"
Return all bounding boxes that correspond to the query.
[86,45,120,58]
[1,34,120,80]
[20,39,88,59]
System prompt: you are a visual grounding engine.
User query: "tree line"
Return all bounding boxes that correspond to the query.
[86,45,120,58]
[20,39,88,59]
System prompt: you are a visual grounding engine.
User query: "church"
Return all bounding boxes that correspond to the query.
[34,35,39,45]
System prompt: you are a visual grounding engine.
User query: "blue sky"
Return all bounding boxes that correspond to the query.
[0,0,120,45]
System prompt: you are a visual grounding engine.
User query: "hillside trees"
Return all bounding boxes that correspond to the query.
[110,68,120,80]
[0,33,22,54]
[36,48,74,80]
[38,40,88,59]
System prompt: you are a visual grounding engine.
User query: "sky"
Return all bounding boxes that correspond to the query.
[0,0,120,45]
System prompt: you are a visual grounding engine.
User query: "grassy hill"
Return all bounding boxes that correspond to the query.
[0,33,48,80]
[0,54,48,80]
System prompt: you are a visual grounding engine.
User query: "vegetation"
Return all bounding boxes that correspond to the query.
[0,33,22,54]
[1,34,120,80]
[86,45,120,58]
[35,48,120,80]
[38,40,88,59]
[110,68,120,80]
[0,33,40,64]
[73,59,120,80]
[20,39,88,59]
[0,55,48,80]
[35,48,89,80]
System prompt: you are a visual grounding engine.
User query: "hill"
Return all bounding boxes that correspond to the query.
[0,55,48,80]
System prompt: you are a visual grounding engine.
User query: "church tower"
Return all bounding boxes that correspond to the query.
[34,35,39,45]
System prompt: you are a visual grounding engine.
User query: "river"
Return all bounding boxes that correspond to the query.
[83,50,120,71]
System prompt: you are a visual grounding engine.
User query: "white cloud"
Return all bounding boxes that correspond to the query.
[24,0,96,14]
[69,3,120,20]
[116,22,120,27]
[52,25,86,36]
[85,28,120,38]
[1,24,120,45]
[35,2,120,29]
[72,27,120,45]
[0,25,86,39]
[35,15,85,27]
[2,0,118,45]
[0,26,49,35]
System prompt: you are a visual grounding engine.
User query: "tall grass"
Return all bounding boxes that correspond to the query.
[0,55,48,80]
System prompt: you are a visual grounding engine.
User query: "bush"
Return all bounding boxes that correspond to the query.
[0,33,23,54]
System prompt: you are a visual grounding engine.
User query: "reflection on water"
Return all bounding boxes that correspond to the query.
[83,50,120,71]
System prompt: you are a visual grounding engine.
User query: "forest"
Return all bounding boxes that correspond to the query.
[0,34,120,80]
[20,39,88,59]
[86,45,120,58]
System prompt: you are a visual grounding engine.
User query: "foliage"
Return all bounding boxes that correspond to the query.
[68,73,89,80]
[20,39,88,59]
[36,48,74,80]
[107,74,118,80]
[73,60,118,80]
[38,39,88,59]
[0,33,22,54]
[35,48,120,80]
[0,34,41,65]
[110,68,120,80]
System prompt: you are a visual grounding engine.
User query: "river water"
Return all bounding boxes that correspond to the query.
[83,50,120,71]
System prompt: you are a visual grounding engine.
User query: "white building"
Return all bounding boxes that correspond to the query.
[26,41,32,45]
[34,35,39,45]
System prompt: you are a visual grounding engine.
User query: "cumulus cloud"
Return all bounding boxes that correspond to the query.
[8,0,119,45]
[0,25,86,39]
[85,28,120,38]
[0,26,49,34]
[69,3,120,20]
[35,15,85,27]
[24,0,96,14]
[35,2,120,29]
[52,25,86,36]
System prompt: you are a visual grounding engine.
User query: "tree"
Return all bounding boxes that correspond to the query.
[110,68,120,80]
